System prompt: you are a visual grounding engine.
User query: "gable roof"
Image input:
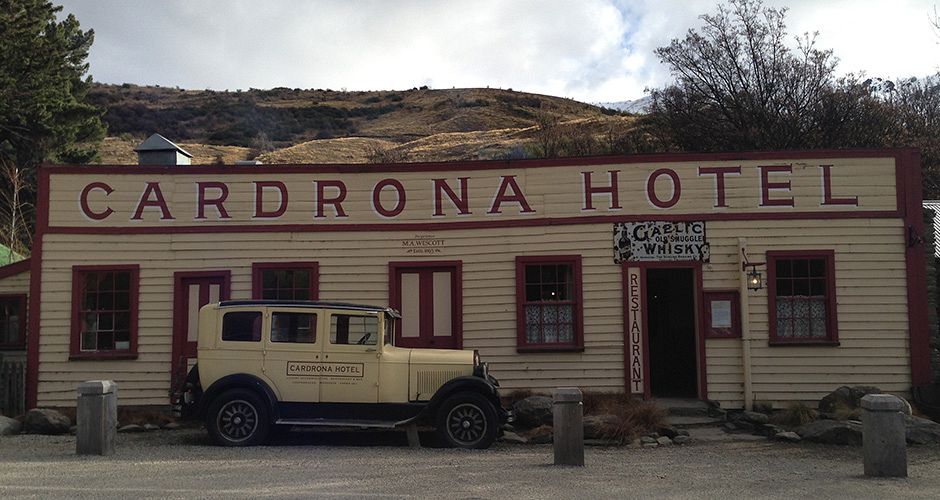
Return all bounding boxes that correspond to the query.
[133,133,193,158]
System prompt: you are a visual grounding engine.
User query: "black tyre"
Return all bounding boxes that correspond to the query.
[435,392,498,449]
[206,389,270,446]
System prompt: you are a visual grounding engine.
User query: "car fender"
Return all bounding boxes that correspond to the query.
[201,373,280,422]
[424,376,502,415]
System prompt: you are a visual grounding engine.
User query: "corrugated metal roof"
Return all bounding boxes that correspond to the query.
[923,200,940,257]
[133,133,193,158]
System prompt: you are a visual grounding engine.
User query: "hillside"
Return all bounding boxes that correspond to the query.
[88,84,635,164]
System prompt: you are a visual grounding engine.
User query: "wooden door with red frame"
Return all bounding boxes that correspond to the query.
[389,262,462,349]
[172,271,230,388]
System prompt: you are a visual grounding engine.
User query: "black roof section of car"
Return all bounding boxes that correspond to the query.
[217,300,401,317]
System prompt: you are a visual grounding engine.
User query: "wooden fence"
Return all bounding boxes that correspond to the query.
[0,355,26,417]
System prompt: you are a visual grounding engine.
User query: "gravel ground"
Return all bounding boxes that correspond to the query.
[1,426,939,499]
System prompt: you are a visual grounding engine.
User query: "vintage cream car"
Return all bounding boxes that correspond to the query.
[175,300,509,448]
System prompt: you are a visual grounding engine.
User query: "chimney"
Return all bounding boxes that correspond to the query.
[134,133,193,165]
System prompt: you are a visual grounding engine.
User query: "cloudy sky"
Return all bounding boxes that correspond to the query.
[58,0,939,103]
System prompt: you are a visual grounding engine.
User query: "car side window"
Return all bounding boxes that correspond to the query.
[221,311,262,342]
[271,312,317,343]
[330,314,378,346]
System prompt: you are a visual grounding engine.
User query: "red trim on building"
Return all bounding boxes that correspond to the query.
[250,262,320,300]
[171,270,231,384]
[0,293,28,350]
[26,167,50,408]
[514,255,584,352]
[765,250,839,346]
[69,264,141,360]
[388,261,463,349]
[902,151,931,386]
[43,209,904,235]
[0,259,30,280]
[620,261,707,400]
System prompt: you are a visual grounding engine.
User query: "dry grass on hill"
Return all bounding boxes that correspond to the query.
[257,137,398,164]
[94,137,253,165]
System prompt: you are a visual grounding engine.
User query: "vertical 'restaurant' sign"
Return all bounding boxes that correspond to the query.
[626,267,644,394]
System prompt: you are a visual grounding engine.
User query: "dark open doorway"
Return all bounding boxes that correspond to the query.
[646,268,698,398]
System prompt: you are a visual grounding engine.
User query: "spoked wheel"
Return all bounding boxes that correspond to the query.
[436,392,498,449]
[206,389,270,446]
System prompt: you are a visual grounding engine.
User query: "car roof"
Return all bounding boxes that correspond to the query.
[217,300,401,318]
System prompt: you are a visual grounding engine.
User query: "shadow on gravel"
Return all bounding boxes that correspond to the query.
[177,426,445,448]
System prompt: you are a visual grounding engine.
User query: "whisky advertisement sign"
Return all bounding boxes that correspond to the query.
[614,221,709,263]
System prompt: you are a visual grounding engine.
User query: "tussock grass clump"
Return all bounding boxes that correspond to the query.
[582,392,667,444]
[773,402,818,427]
[832,402,862,421]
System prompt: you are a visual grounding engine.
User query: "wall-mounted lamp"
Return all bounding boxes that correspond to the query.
[741,248,765,291]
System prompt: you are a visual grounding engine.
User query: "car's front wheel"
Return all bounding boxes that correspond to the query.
[206,389,270,446]
[435,392,498,449]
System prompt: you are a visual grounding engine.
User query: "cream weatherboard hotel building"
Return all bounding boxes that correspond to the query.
[0,139,930,411]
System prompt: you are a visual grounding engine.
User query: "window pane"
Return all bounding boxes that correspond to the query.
[776,260,791,278]
[525,284,540,302]
[294,289,310,301]
[114,291,130,310]
[541,265,557,284]
[810,279,826,296]
[99,313,113,331]
[262,270,276,289]
[776,278,792,296]
[293,270,309,289]
[222,311,262,342]
[99,292,114,310]
[809,258,825,277]
[793,279,810,296]
[99,272,114,291]
[525,265,540,285]
[84,273,98,293]
[330,314,378,345]
[271,312,317,343]
[793,260,809,278]
[81,331,97,351]
[114,272,130,291]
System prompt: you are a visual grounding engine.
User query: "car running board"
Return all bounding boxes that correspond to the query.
[275,418,409,429]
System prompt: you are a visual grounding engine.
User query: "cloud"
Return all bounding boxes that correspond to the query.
[58,0,939,103]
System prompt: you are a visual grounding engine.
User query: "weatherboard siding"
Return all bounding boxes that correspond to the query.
[35,215,910,408]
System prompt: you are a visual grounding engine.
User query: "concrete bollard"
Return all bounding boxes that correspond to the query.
[76,380,117,456]
[861,394,907,478]
[553,387,584,466]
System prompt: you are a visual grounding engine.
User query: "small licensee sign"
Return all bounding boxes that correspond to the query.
[613,221,709,263]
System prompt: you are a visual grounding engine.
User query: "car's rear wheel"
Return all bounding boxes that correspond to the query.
[436,392,498,449]
[206,389,270,446]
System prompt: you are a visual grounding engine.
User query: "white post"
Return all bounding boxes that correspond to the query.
[76,380,117,456]
[738,238,754,410]
[553,387,584,467]
[861,394,907,477]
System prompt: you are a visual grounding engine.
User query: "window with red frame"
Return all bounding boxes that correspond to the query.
[516,256,583,350]
[0,295,25,349]
[252,263,319,301]
[73,267,138,355]
[768,251,838,344]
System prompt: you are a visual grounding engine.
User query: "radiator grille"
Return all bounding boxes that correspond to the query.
[416,370,462,398]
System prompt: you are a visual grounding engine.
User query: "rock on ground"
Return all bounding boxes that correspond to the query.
[818,386,881,413]
[0,415,22,436]
[905,415,940,445]
[797,420,862,446]
[23,408,71,435]
[512,396,553,429]
[775,431,802,443]
[118,424,145,433]
[500,431,527,444]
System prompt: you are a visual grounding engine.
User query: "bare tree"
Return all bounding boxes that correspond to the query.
[0,159,32,259]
